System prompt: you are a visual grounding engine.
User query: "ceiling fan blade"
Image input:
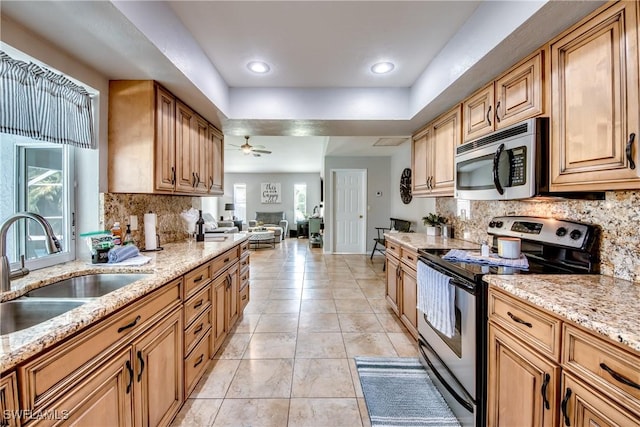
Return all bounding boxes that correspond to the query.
[252,149,272,154]
[228,144,243,148]
[252,153,262,157]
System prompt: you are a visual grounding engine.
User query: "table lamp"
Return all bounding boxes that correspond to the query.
[225,203,235,220]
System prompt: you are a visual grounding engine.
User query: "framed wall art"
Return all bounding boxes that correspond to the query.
[261,182,281,203]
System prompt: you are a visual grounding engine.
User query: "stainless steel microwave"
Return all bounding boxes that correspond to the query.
[454,117,549,200]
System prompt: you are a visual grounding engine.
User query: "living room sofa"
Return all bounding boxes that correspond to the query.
[248,211,288,239]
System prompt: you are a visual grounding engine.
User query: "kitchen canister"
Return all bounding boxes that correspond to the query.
[144,212,158,250]
[497,237,521,259]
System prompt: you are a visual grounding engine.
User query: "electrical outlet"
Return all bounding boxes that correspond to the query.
[129,215,138,230]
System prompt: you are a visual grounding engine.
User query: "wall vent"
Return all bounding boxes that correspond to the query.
[373,137,408,147]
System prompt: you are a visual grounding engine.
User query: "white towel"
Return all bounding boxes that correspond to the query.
[443,249,529,269]
[417,261,456,338]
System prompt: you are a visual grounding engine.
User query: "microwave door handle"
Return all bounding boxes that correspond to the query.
[493,143,505,195]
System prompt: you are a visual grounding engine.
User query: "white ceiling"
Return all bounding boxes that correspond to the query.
[1,1,605,173]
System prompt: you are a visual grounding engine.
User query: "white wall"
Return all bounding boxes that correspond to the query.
[222,173,321,230]
[389,142,437,233]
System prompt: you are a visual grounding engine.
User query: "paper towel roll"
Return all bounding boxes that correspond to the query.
[144,213,157,250]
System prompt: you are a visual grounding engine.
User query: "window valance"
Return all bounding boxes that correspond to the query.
[0,51,95,149]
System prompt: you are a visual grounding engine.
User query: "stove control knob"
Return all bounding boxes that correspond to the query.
[489,221,496,228]
[495,221,504,228]
[570,229,583,240]
[556,227,567,237]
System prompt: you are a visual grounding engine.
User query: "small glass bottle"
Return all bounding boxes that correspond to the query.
[111,222,122,246]
[123,224,134,246]
[196,210,205,242]
[481,240,490,257]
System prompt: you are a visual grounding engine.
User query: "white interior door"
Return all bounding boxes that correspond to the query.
[333,169,366,253]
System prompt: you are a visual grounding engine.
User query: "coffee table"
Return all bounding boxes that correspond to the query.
[247,230,275,249]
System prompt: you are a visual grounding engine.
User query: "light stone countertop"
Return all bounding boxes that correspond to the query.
[0,233,247,373]
[487,274,640,354]
[383,232,481,252]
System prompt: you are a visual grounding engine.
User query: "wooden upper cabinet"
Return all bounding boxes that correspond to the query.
[550,1,640,191]
[411,104,460,197]
[462,51,544,142]
[109,80,224,196]
[411,127,430,196]
[431,104,461,195]
[207,125,224,195]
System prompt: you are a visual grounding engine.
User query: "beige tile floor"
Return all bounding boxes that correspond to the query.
[171,238,418,427]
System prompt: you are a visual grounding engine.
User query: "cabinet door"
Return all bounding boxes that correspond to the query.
[561,373,640,427]
[0,372,20,427]
[430,105,460,196]
[488,324,560,427]
[207,125,224,195]
[226,265,240,331]
[399,265,418,339]
[29,350,134,427]
[175,101,196,193]
[550,1,640,191]
[463,83,494,142]
[193,114,209,194]
[212,274,228,354]
[385,255,400,315]
[411,128,430,196]
[132,310,183,427]
[495,51,543,129]
[154,85,176,192]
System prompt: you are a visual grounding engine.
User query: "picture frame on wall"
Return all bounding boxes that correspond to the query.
[261,182,281,203]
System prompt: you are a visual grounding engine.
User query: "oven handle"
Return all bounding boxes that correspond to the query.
[418,259,477,294]
[418,335,475,413]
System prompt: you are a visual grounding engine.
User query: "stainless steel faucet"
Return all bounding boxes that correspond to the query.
[0,212,62,292]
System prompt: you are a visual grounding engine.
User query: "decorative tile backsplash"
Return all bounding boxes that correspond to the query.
[436,191,640,283]
[101,193,199,247]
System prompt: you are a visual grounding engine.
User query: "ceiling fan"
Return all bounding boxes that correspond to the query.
[229,136,272,157]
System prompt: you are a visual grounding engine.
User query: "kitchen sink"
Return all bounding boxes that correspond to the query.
[25,273,149,299]
[0,299,86,335]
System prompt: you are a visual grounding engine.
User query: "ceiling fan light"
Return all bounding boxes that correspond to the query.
[371,61,395,74]
[247,61,270,74]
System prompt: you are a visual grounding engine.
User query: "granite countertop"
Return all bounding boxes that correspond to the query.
[0,234,247,373]
[384,232,480,251]
[487,274,640,354]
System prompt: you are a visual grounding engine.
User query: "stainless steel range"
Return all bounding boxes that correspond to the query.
[417,216,600,427]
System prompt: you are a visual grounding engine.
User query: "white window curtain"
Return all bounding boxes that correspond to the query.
[0,51,95,149]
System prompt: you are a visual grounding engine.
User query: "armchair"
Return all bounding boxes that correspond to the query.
[248,211,288,241]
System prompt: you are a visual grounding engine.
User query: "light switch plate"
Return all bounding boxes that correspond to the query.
[129,215,138,230]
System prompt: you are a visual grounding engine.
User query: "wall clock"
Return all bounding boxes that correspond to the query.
[400,167,412,204]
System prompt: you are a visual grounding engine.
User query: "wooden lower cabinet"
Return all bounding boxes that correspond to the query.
[488,324,560,427]
[0,372,20,427]
[211,262,239,355]
[561,373,640,427]
[132,309,183,427]
[385,254,400,315]
[399,263,417,339]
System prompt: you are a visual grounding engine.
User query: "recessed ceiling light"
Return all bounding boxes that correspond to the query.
[371,62,395,74]
[247,61,270,74]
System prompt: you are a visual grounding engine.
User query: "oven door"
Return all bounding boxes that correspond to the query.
[417,260,480,427]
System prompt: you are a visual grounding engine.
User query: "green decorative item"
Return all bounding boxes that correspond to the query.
[422,213,447,236]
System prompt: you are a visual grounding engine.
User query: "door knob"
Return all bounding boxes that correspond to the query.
[359,215,363,218]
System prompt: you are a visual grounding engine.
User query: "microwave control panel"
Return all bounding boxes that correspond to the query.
[509,146,527,186]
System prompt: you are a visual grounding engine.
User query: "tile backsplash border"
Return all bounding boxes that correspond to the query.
[436,191,640,283]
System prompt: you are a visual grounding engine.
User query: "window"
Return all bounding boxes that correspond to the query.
[294,184,307,223]
[0,134,75,268]
[233,183,247,223]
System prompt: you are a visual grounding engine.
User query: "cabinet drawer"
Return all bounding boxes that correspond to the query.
[184,284,211,328]
[385,240,401,259]
[184,263,211,300]
[240,240,249,255]
[563,324,640,414]
[239,253,250,271]
[19,280,181,412]
[184,332,211,396]
[240,283,250,312]
[401,247,418,268]
[211,247,239,277]
[488,289,562,361]
[239,267,250,288]
[184,308,212,356]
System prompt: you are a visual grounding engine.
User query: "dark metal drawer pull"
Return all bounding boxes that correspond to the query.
[224,257,230,263]
[407,256,414,261]
[137,350,145,382]
[242,295,247,301]
[193,354,204,368]
[495,101,501,123]
[486,105,492,126]
[193,274,204,283]
[126,360,134,394]
[507,311,532,328]
[194,323,204,334]
[600,362,640,390]
[626,133,636,170]
[170,166,176,185]
[541,373,551,410]
[118,315,141,333]
[560,387,572,426]
[193,299,204,309]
